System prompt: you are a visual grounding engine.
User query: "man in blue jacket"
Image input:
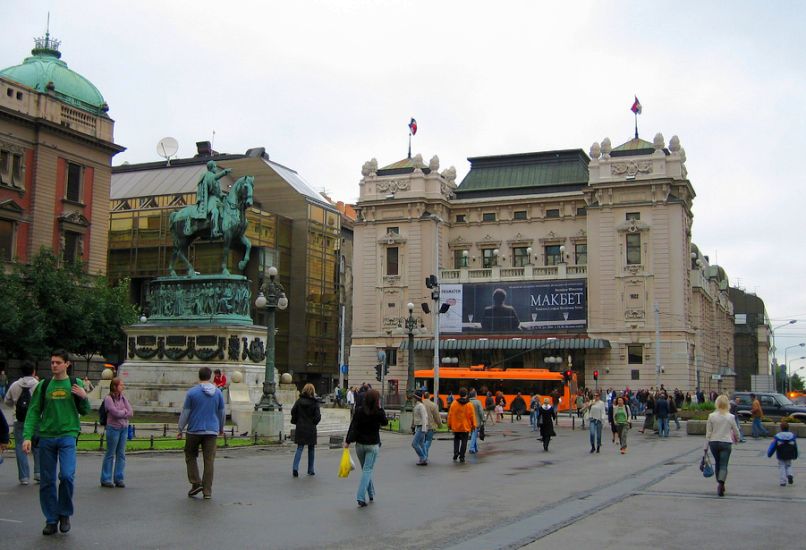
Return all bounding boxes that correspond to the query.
[177,367,225,500]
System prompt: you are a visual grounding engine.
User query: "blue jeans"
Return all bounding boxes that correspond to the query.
[589,419,602,449]
[752,417,768,438]
[424,429,435,459]
[411,427,427,462]
[292,444,315,474]
[101,426,128,484]
[530,410,537,430]
[14,421,39,482]
[469,428,479,453]
[709,441,732,483]
[657,417,669,437]
[355,443,379,503]
[38,436,77,524]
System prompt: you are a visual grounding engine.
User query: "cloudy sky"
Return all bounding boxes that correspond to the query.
[5,1,806,369]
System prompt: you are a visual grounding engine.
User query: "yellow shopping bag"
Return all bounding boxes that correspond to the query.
[338,448,355,478]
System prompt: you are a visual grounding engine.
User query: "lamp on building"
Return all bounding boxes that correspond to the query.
[462,249,469,268]
[526,247,533,265]
[493,248,499,266]
[139,313,148,324]
[559,245,567,263]
[253,266,288,414]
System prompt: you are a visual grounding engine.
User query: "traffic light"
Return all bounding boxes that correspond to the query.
[593,370,599,381]
[564,370,572,383]
[374,364,382,382]
[425,274,438,289]
[383,363,390,376]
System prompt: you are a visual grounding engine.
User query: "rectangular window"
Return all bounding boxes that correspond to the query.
[546,209,560,218]
[513,246,530,267]
[628,345,643,364]
[626,234,641,265]
[0,150,24,188]
[631,369,641,381]
[455,214,466,223]
[0,219,14,261]
[66,162,83,202]
[384,347,398,366]
[626,212,640,221]
[544,245,562,266]
[387,226,399,234]
[63,231,81,265]
[386,247,399,276]
[576,207,587,216]
[513,210,527,220]
[575,243,587,265]
[482,248,496,268]
[454,249,468,268]
[482,212,496,222]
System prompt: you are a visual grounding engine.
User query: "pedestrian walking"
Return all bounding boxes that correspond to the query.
[614,397,631,454]
[0,369,7,399]
[767,421,798,486]
[530,393,539,431]
[729,397,746,443]
[422,390,442,460]
[484,391,496,424]
[511,392,526,421]
[640,393,655,434]
[177,367,225,500]
[344,389,388,507]
[290,383,321,477]
[411,390,428,465]
[588,392,606,453]
[447,388,477,462]
[704,395,740,497]
[100,378,133,488]
[468,389,484,454]
[4,362,40,485]
[346,386,355,416]
[537,397,557,451]
[750,393,769,438]
[22,350,91,536]
[655,392,670,438]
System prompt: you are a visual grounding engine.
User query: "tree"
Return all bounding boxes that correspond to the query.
[791,373,804,392]
[0,269,47,361]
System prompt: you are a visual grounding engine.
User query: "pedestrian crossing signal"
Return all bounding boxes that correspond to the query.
[593,370,599,381]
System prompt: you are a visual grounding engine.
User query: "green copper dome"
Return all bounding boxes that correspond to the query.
[0,34,108,115]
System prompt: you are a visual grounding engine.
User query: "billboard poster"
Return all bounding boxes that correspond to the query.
[441,279,586,333]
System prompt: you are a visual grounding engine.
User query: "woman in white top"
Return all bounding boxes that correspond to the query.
[705,394,741,497]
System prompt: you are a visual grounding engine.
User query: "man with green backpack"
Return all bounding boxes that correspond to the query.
[22,350,90,536]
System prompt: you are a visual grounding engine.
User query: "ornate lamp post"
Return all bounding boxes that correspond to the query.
[405,303,417,403]
[254,266,288,413]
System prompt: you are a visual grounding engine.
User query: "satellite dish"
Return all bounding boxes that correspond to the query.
[156,137,179,165]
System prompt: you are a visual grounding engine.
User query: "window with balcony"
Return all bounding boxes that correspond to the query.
[544,245,562,266]
[66,162,83,203]
[626,233,641,265]
[575,243,587,265]
[513,210,527,220]
[482,248,496,268]
[513,247,530,267]
[482,212,496,222]
[386,247,399,276]
[454,249,468,268]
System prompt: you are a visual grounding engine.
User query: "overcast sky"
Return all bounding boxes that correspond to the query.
[6,1,806,369]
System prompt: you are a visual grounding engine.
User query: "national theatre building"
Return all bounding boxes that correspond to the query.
[349,133,764,396]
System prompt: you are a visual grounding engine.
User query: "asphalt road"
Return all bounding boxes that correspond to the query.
[0,415,802,550]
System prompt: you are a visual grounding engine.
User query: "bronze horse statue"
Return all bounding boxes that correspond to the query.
[168,175,254,276]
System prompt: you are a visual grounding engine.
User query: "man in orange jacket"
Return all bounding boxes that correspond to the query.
[447,387,477,463]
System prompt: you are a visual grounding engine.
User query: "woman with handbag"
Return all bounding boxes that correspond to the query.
[705,394,741,497]
[100,378,134,488]
[344,389,388,507]
[290,383,321,477]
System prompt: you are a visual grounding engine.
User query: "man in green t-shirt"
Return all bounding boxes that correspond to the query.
[23,350,90,536]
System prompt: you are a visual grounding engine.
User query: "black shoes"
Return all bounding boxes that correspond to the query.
[115,482,126,488]
[717,481,725,497]
[590,447,595,453]
[101,482,115,488]
[292,470,299,477]
[42,523,58,536]
[788,475,794,485]
[307,472,315,476]
[188,483,203,497]
[59,516,70,533]
[357,500,368,508]
[596,446,600,453]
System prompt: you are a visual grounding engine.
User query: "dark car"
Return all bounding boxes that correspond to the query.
[731,392,806,422]
[793,395,806,407]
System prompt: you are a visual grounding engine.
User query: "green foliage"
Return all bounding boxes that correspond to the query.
[682,402,715,412]
[781,416,804,424]
[791,374,804,391]
[0,248,137,364]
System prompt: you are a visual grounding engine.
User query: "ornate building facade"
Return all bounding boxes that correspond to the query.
[350,133,756,396]
[0,33,123,273]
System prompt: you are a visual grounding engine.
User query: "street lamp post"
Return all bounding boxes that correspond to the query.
[784,343,805,393]
[252,266,288,437]
[405,303,417,403]
[770,320,797,391]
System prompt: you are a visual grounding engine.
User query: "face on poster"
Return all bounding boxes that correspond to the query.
[440,280,586,333]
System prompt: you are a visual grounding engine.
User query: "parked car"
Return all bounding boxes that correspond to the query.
[793,395,806,407]
[731,392,806,422]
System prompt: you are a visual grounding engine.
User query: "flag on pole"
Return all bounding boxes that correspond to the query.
[630,96,642,115]
[408,118,417,135]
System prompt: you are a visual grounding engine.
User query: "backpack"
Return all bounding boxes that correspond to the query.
[15,385,32,422]
[777,438,798,461]
[98,399,108,426]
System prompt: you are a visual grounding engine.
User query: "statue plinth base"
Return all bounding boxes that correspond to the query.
[146,275,253,325]
[251,409,284,441]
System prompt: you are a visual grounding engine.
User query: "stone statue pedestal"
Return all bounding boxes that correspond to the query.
[251,409,284,440]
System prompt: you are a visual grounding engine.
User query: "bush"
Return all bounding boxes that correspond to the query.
[781,416,804,424]
[682,402,715,412]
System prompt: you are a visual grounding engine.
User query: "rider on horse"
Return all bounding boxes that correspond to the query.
[192,160,231,237]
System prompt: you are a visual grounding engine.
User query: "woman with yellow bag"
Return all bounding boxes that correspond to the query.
[343,389,388,507]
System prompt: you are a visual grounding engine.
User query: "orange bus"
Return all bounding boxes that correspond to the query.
[414,366,576,412]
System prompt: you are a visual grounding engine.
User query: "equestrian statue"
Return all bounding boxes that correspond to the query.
[168,164,254,276]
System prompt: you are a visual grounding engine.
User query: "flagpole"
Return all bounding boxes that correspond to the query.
[408,131,412,159]
[634,112,638,139]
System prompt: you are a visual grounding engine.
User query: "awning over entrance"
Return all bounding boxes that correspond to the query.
[400,337,611,351]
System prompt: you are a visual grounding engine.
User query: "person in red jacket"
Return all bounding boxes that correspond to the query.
[213,370,227,389]
[447,388,477,463]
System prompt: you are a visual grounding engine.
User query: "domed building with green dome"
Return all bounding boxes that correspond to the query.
[0,31,124,274]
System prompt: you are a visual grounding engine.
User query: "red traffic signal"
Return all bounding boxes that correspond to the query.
[563,370,572,382]
[593,370,599,381]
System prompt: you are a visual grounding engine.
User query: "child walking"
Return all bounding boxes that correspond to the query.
[767,421,798,486]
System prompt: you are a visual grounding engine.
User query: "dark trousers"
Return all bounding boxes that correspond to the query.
[709,441,732,483]
[453,432,469,460]
[185,434,217,496]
